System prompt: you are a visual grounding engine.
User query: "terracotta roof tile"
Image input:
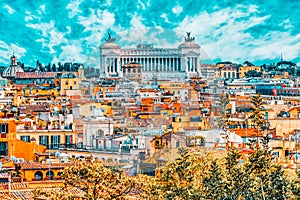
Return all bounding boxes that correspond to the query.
[15,72,56,79]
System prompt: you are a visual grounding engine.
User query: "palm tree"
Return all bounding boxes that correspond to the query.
[248,94,266,147]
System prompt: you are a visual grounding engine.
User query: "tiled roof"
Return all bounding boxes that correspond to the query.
[20,104,50,114]
[0,187,84,200]
[20,162,73,170]
[15,72,56,79]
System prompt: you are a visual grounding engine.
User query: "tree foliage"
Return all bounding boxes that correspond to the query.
[216,93,231,130]
[244,70,262,78]
[248,94,266,141]
[136,138,296,200]
[34,161,133,200]
[33,146,300,200]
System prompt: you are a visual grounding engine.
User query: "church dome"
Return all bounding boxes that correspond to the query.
[61,72,77,78]
[2,53,24,78]
[2,65,24,78]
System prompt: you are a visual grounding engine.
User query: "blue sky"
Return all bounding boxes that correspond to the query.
[0,0,299,67]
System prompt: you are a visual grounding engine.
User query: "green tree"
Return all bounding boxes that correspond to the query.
[244,136,290,200]
[248,94,266,144]
[243,61,254,66]
[61,161,132,199]
[34,161,133,200]
[224,147,245,199]
[244,70,262,78]
[202,159,226,200]
[142,150,203,200]
[216,93,230,130]
[290,169,300,199]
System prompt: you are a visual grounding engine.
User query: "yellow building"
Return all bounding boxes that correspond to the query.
[79,102,113,117]
[160,82,183,94]
[220,65,238,79]
[16,129,76,150]
[171,115,209,132]
[57,72,81,96]
[18,86,60,97]
[239,66,261,78]
[20,162,72,181]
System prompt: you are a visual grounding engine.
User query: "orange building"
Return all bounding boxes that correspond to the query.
[0,118,45,161]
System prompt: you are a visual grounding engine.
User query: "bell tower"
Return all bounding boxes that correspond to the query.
[10,53,17,66]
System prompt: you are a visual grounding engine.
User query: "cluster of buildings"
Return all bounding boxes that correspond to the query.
[0,32,299,198]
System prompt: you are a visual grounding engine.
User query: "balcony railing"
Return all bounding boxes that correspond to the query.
[43,143,77,150]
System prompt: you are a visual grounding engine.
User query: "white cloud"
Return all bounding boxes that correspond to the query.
[173,4,298,64]
[58,43,84,62]
[137,0,146,10]
[27,20,68,55]
[66,0,83,18]
[117,13,148,46]
[48,29,68,53]
[172,5,183,15]
[279,19,293,30]
[3,5,15,14]
[160,13,170,23]
[106,0,112,7]
[249,32,300,61]
[66,26,72,34]
[77,8,116,54]
[37,4,46,15]
[24,11,39,22]
[0,41,26,64]
[78,9,115,32]
[26,21,55,37]
[40,5,45,13]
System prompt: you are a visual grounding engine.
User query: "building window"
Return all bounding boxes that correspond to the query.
[90,105,95,111]
[0,142,8,156]
[51,135,60,149]
[0,124,8,138]
[74,81,77,85]
[21,135,30,142]
[66,81,68,85]
[34,171,43,180]
[39,135,49,147]
[65,135,73,148]
[1,124,8,133]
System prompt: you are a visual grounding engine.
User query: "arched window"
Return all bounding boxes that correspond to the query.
[46,170,54,180]
[34,171,43,180]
